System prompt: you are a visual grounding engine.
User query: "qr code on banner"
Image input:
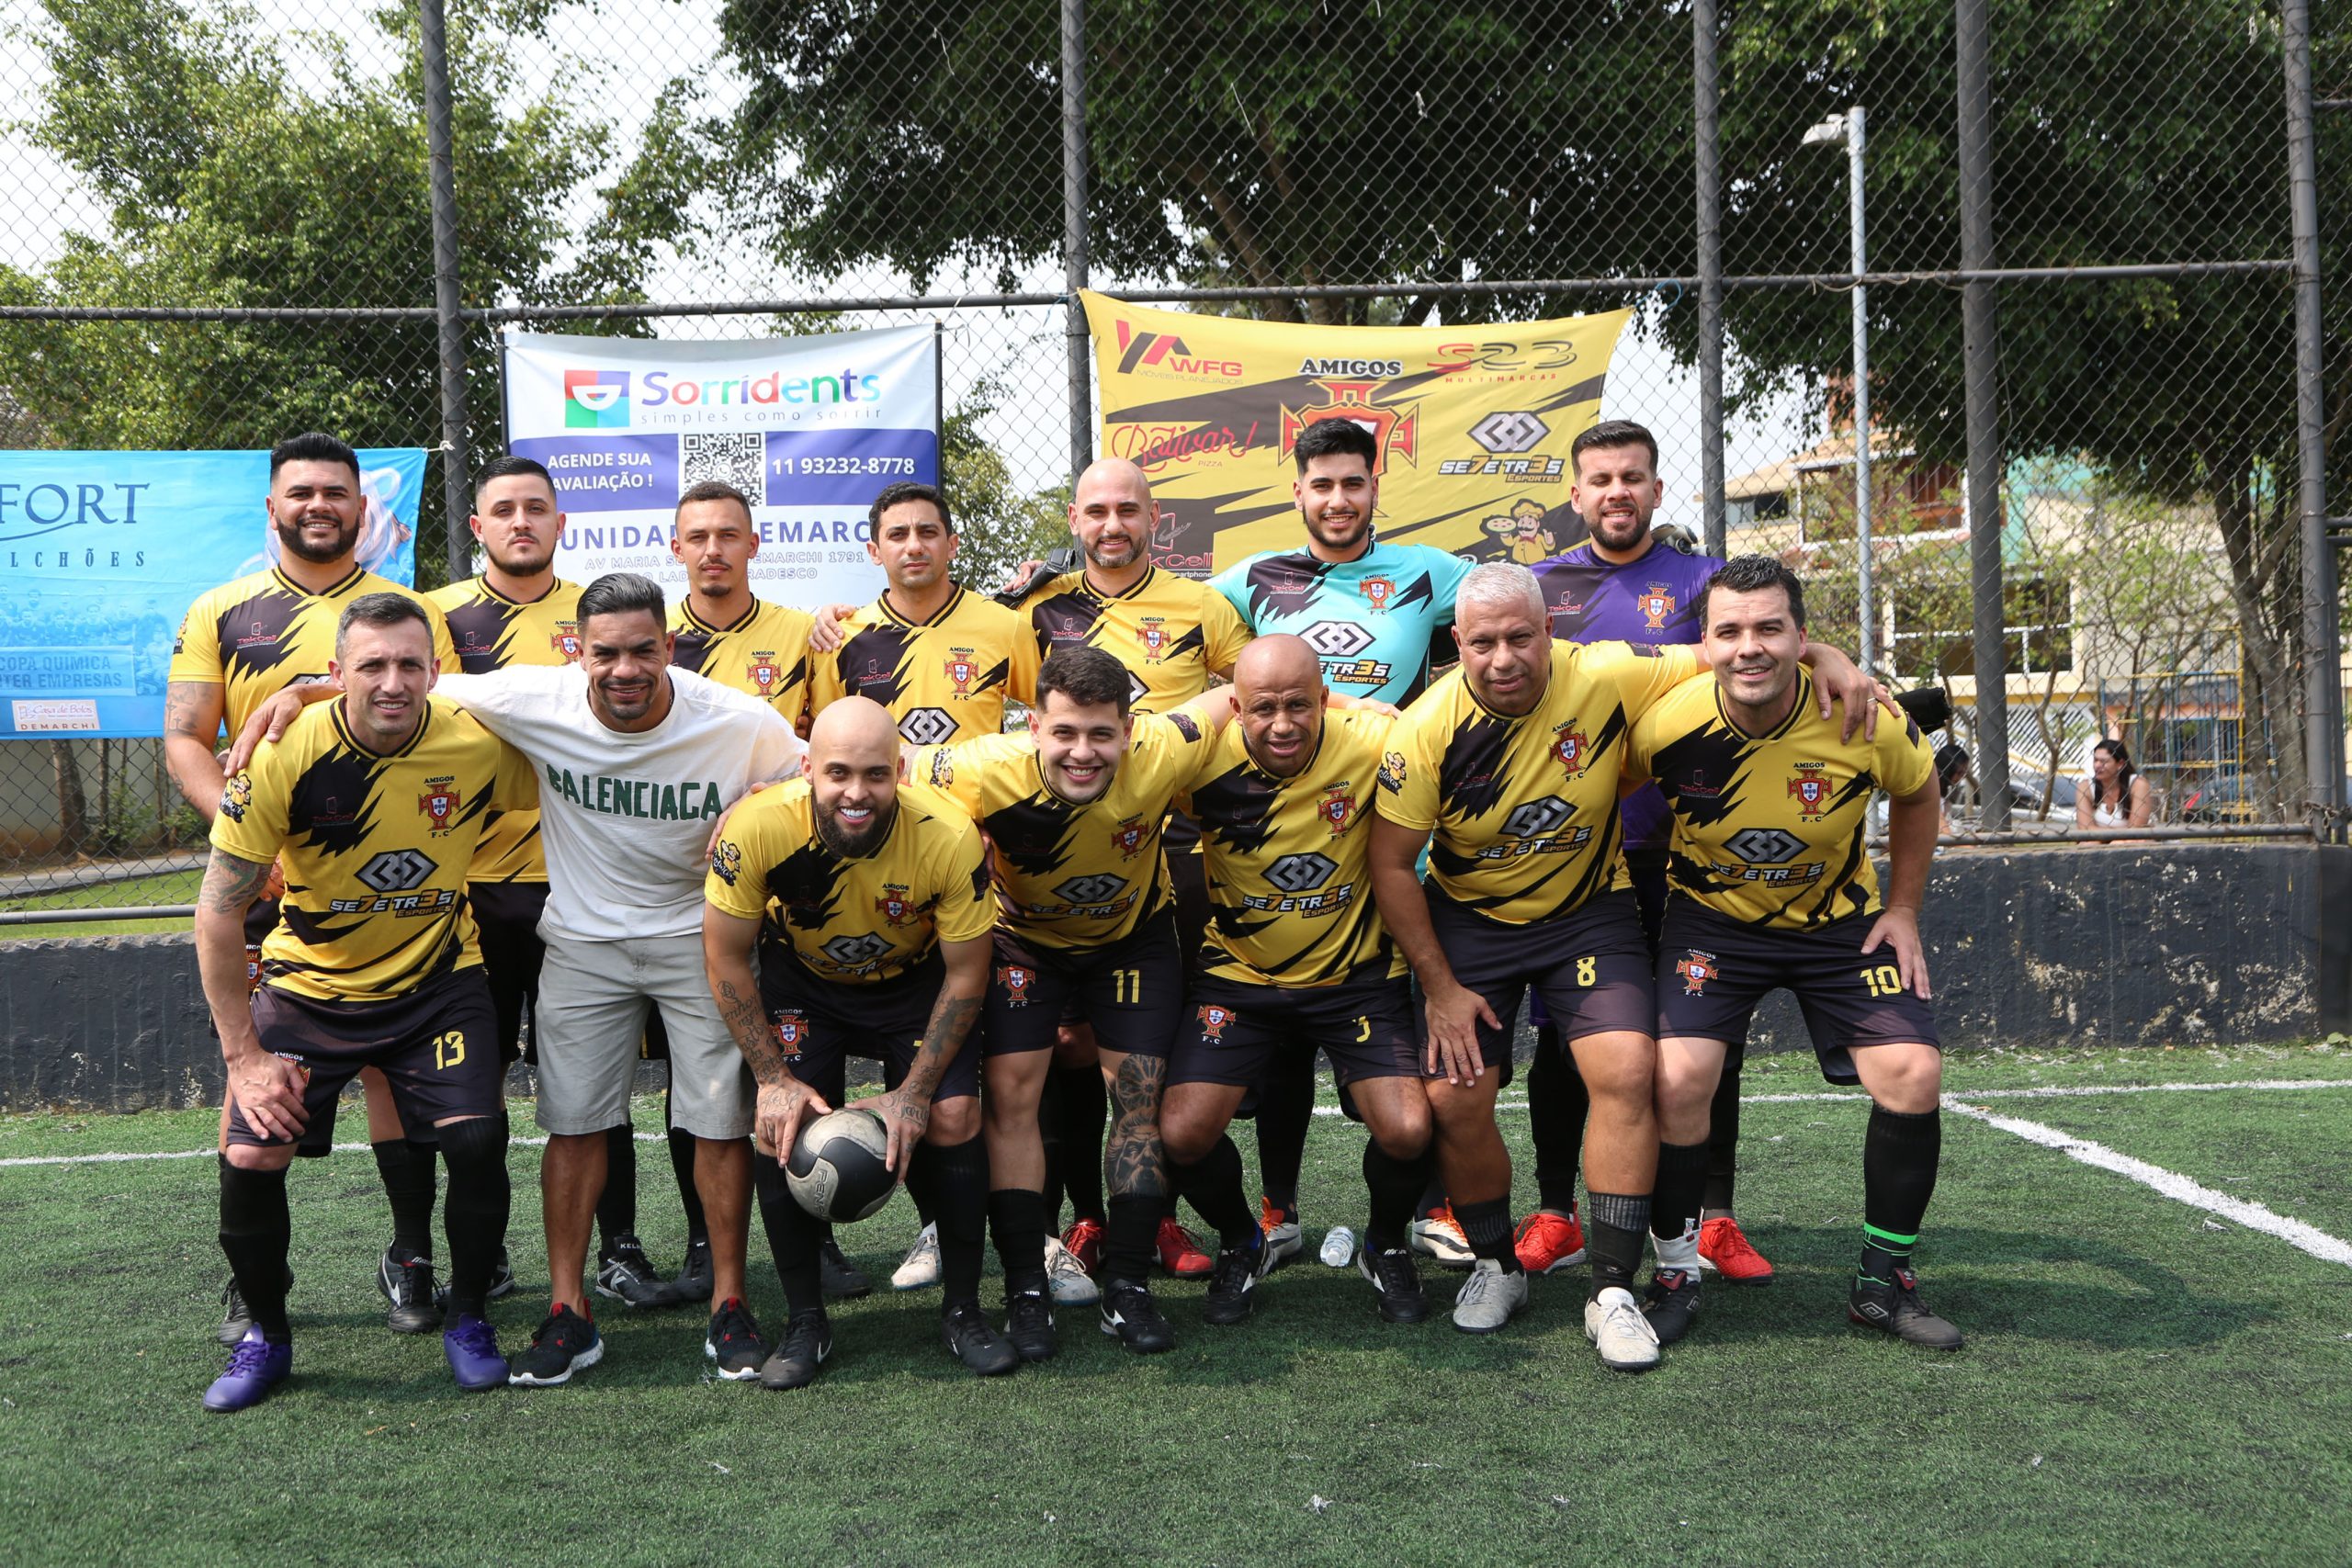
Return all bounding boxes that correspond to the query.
[681,432,765,496]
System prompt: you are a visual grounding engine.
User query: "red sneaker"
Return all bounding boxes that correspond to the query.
[1513,1209,1587,1273]
[1060,1218,1103,1276]
[1156,1216,1214,1279]
[1698,1215,1775,1285]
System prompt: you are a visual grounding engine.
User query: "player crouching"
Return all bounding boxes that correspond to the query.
[1629,556,1961,1351]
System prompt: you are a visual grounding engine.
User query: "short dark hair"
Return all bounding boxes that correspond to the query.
[676,479,754,525]
[1571,419,1660,475]
[577,571,666,627]
[270,432,362,487]
[1700,554,1807,629]
[476,454,557,504]
[1034,646,1132,717]
[335,592,431,653]
[869,480,954,535]
[1293,418,1377,475]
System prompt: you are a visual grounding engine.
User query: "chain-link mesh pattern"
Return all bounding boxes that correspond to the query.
[0,0,2343,915]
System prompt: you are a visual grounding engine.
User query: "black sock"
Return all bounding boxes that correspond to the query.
[372,1137,435,1258]
[1702,1045,1746,1217]
[751,1155,824,1315]
[1862,1106,1941,1275]
[988,1188,1048,1294]
[597,1122,638,1252]
[1453,1195,1520,1273]
[436,1116,511,1320]
[667,1122,709,1246]
[219,1157,292,1339]
[1526,1025,1589,1216]
[914,1135,989,1306]
[1650,1140,1710,1271]
[1252,1050,1317,1217]
[1052,1065,1106,1225]
[1414,1158,1448,1222]
[1363,1143,1422,1253]
[1172,1135,1258,1250]
[1583,1190,1651,1298]
[1102,1193,1159,1286]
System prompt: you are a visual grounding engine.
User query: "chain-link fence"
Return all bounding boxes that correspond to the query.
[2,0,2345,919]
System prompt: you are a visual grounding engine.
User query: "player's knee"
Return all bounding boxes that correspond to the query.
[433,1113,510,1180]
[223,1143,295,1173]
[926,1096,980,1145]
[1366,1100,1430,1160]
[1158,1105,1216,1167]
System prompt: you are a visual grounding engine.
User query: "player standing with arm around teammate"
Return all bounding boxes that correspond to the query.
[195,595,527,1410]
[1629,557,1961,1351]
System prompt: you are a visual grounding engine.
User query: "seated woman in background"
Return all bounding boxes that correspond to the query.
[2075,739,2153,841]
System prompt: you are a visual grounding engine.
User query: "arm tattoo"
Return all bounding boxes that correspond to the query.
[164,681,218,739]
[198,848,272,915]
[898,990,982,1103]
[716,976,789,1086]
[1104,1051,1169,1200]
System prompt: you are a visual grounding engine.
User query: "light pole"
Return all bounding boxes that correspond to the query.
[1804,107,1872,675]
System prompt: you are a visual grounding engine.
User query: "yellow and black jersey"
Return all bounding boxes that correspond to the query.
[1011,565,1250,713]
[1375,640,1702,925]
[171,565,458,738]
[705,780,990,985]
[1176,708,1403,987]
[424,575,583,885]
[1627,668,1936,928]
[671,596,816,727]
[211,694,536,1005]
[914,712,1216,951]
[809,586,1039,747]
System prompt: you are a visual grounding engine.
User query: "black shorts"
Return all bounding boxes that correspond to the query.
[469,880,549,1066]
[1527,850,1668,1035]
[228,967,505,1154]
[1170,963,1419,1091]
[1655,896,1940,1084]
[241,896,281,996]
[1424,888,1653,1080]
[1169,843,1211,986]
[760,947,979,1103]
[986,908,1185,1059]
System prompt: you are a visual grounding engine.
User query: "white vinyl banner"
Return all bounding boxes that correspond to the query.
[502,326,940,606]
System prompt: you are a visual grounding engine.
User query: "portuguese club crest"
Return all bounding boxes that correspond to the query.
[747,655,781,695]
[1278,380,1419,472]
[1677,951,1718,996]
[876,886,918,926]
[1638,586,1675,632]
[772,1011,808,1057]
[1196,1003,1237,1042]
[1111,818,1150,859]
[944,650,978,697]
[1361,575,1396,614]
[997,965,1035,1007]
[550,621,582,660]
[1138,617,1170,663]
[418,778,460,833]
[1319,784,1355,836]
[1788,762,1832,819]
[1552,724,1590,777]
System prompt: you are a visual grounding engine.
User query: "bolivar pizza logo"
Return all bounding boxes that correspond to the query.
[1788,762,1832,819]
[1377,750,1408,793]
[1638,586,1676,632]
[550,620,582,660]
[927,749,955,787]
[709,840,741,886]
[997,965,1035,1007]
[1551,723,1590,777]
[875,885,918,926]
[1278,380,1418,473]
[944,649,978,697]
[1677,951,1718,996]
[1137,617,1169,662]
[1111,818,1150,859]
[1196,1003,1237,1041]
[747,653,782,695]
[220,772,254,823]
[772,1011,808,1057]
[1319,784,1355,836]
[1360,575,1396,613]
[418,777,460,834]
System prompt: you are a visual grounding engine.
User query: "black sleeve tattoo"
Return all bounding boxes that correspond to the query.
[716,975,790,1086]
[897,989,982,1103]
[1104,1051,1169,1201]
[198,848,272,916]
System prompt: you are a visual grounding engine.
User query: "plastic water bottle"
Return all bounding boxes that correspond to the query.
[1319,1224,1356,1268]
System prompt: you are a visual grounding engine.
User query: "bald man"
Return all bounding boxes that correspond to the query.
[1160,637,1434,1325]
[702,697,1012,1387]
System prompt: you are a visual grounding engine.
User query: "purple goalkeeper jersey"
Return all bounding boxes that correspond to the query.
[1531,540,1724,851]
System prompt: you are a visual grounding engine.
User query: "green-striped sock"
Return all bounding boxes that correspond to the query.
[1860,1223,1917,1282]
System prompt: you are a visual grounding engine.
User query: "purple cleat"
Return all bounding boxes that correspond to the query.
[443,1314,508,1391]
[203,1327,291,1413]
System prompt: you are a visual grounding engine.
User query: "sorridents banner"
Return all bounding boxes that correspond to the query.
[0,448,424,739]
[503,326,939,607]
[1081,292,1633,575]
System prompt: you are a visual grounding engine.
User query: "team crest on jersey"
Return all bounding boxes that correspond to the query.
[550,621,582,660]
[1196,1003,1237,1041]
[1551,724,1591,776]
[1137,617,1170,663]
[417,777,460,834]
[875,885,919,926]
[1111,818,1150,859]
[997,965,1036,1007]
[1377,750,1408,793]
[1788,762,1831,819]
[747,653,782,694]
[772,1011,808,1057]
[1638,586,1676,631]
[1361,576,1396,614]
[1677,951,1719,996]
[220,772,254,823]
[709,840,741,886]
[944,649,978,697]
[1319,784,1356,836]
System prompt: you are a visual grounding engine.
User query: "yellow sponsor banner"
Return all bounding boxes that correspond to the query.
[1082,291,1633,573]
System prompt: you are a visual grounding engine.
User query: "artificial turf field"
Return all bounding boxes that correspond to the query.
[3,1042,2349,1565]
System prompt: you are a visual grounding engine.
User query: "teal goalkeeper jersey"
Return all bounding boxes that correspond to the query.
[1208,539,1474,707]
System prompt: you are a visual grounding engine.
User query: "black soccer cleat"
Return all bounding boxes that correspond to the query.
[705,1297,770,1381]
[1099,1280,1177,1354]
[655,1236,713,1309]
[1003,1287,1058,1362]
[1642,1267,1703,1347]
[216,1267,293,1347]
[759,1310,832,1391]
[377,1246,442,1334]
[595,1236,670,1308]
[1202,1235,1272,1326]
[820,1238,873,1300]
[436,1247,518,1314]
[942,1301,1022,1377]
[1355,1246,1430,1324]
[1849,1262,1964,1351]
[507,1303,604,1386]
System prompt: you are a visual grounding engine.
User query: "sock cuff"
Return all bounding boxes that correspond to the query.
[1585,1190,1650,1234]
[1863,1222,1919,1247]
[1868,1104,1941,1125]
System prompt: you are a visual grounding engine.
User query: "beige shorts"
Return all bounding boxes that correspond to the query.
[532,930,752,1140]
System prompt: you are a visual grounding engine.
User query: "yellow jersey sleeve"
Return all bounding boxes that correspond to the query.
[1372,695,1443,834]
[1201,592,1252,677]
[210,739,290,865]
[1126,710,1217,797]
[1877,712,1938,799]
[168,585,228,688]
[929,808,995,944]
[1588,641,1702,723]
[703,789,790,923]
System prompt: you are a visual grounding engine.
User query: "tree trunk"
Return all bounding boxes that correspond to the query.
[2211,457,2308,817]
[50,739,87,857]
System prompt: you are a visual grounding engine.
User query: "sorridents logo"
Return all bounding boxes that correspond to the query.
[1278,380,1418,474]
[564,369,630,430]
[1114,321,1243,378]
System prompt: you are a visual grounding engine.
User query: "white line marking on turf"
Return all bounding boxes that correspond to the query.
[1943,1098,2352,1269]
[0,1131,652,1168]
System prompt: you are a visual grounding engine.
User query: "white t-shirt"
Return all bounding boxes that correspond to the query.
[438,665,803,942]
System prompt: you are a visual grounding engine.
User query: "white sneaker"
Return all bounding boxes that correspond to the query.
[1449,1258,1529,1334]
[1409,1209,1476,1269]
[890,1224,940,1292]
[1262,1212,1304,1270]
[1584,1284,1662,1371]
[1043,1234,1101,1305]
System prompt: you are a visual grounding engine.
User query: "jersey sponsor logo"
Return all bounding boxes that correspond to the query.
[747,653,783,694]
[875,886,921,926]
[1054,873,1127,906]
[773,1010,808,1057]
[550,621,582,660]
[1377,750,1408,793]
[1502,795,1574,840]
[944,650,978,697]
[233,618,279,652]
[1724,827,1808,865]
[356,847,436,895]
[220,772,254,823]
[1167,711,1202,743]
[1110,818,1150,860]
[1322,656,1395,689]
[1788,763,1831,818]
[1360,576,1396,613]
[418,777,460,834]
[1639,586,1677,631]
[1300,620,1374,660]
[1196,1002,1238,1041]
[1265,852,1338,894]
[1318,784,1356,836]
[1551,724,1590,777]
[1137,617,1170,663]
[1468,409,1551,455]
[1676,950,1718,995]
[709,840,741,886]
[899,707,956,747]
[821,931,893,968]
[996,964,1036,1007]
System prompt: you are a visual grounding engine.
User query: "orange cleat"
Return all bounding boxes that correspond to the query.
[1513,1209,1588,1274]
[1409,1202,1476,1269]
[1260,1195,1304,1269]
[1698,1215,1775,1285]
[1156,1216,1214,1279]
[1060,1218,1104,1276]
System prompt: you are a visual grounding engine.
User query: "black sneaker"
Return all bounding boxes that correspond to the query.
[1849,1261,1964,1350]
[377,1246,441,1334]
[1203,1235,1272,1326]
[1355,1245,1430,1324]
[1003,1287,1057,1362]
[656,1237,713,1308]
[759,1310,832,1390]
[1642,1267,1702,1346]
[820,1238,873,1300]
[942,1301,1021,1377]
[216,1266,293,1347]
[507,1303,605,1386]
[595,1236,669,1307]
[704,1297,769,1381]
[435,1247,517,1314]
[1099,1280,1176,1354]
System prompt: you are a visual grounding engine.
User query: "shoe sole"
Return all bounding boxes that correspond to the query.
[705,1340,766,1381]
[593,1275,662,1304]
[507,1337,605,1387]
[1698,1255,1775,1285]
[1264,1235,1304,1270]
[1524,1249,1588,1274]
[451,1366,509,1392]
[1593,1345,1662,1371]
[1046,1280,1101,1306]
[892,1268,940,1292]
[1098,1318,1176,1353]
[384,1311,441,1335]
[761,1343,831,1390]
[1377,1300,1430,1325]
[1847,1310,1964,1350]
[1451,1310,1523,1336]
